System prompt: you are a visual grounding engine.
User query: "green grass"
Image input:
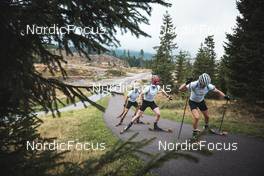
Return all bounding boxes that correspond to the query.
[144,98,264,139]
[39,97,151,176]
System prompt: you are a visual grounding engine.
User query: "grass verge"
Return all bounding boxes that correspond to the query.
[38,97,151,175]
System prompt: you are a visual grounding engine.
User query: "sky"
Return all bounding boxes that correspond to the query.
[115,0,239,58]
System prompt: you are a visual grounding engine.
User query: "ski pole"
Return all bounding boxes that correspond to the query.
[218,99,229,132]
[177,96,189,139]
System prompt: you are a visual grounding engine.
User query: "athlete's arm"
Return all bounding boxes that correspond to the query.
[179,83,188,92]
[160,88,172,100]
[213,88,226,99]
[179,78,192,92]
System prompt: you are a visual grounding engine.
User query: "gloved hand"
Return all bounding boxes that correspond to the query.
[224,95,231,100]
[185,77,193,85]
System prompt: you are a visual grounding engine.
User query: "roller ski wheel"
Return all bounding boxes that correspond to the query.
[189,130,202,142]
[135,120,150,125]
[209,128,228,136]
[148,127,172,133]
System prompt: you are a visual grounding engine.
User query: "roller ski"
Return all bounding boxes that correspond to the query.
[115,117,125,127]
[148,122,172,133]
[189,129,204,142]
[135,119,150,125]
[120,122,133,134]
[190,126,213,142]
[209,128,228,136]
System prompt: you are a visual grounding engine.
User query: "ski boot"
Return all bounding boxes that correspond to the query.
[120,122,133,134]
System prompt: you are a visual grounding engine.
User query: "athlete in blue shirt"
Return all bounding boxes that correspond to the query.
[179,73,230,138]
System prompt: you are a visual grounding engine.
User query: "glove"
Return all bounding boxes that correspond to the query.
[224,95,231,100]
[185,77,193,85]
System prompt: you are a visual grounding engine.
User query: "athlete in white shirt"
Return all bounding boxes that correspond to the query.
[179,73,230,138]
[120,75,172,134]
[116,87,142,126]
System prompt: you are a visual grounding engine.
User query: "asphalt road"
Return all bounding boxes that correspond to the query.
[104,95,264,176]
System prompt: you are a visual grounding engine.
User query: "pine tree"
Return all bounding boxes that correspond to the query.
[215,56,228,93]
[122,49,127,58]
[175,51,192,83]
[127,50,131,58]
[204,35,217,81]
[140,49,144,67]
[193,36,216,81]
[186,59,193,79]
[152,11,177,86]
[145,59,153,69]
[224,0,264,104]
[111,50,117,57]
[193,44,210,78]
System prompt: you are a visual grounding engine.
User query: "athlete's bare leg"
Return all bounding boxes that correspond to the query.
[190,108,201,137]
[152,107,161,122]
[201,110,209,128]
[133,106,139,116]
[191,108,200,130]
[131,110,144,123]
[117,107,126,118]
[116,108,129,126]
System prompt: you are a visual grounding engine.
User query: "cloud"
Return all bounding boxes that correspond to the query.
[115,0,239,58]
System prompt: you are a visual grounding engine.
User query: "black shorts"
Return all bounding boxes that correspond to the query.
[140,100,158,111]
[126,101,138,109]
[189,100,208,111]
